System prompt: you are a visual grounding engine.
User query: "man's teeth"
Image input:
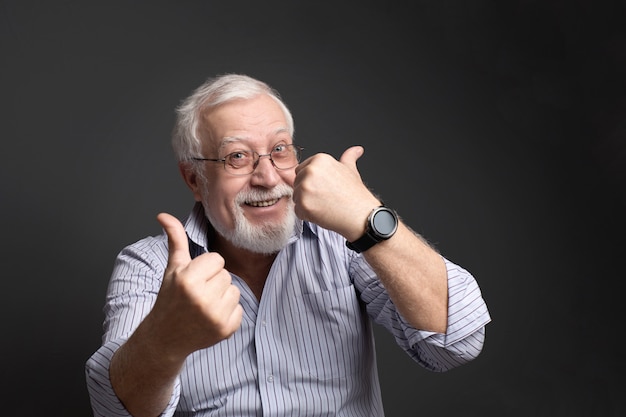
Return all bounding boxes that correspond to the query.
[247,199,279,207]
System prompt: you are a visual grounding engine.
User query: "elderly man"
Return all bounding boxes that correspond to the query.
[86,74,491,416]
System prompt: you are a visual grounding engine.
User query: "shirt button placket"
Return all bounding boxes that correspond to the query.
[257,314,278,411]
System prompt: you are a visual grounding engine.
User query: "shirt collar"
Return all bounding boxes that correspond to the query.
[183,202,212,250]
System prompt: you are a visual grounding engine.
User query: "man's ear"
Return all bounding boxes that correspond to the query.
[179,162,203,202]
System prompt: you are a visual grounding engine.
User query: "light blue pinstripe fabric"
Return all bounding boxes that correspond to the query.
[86,203,491,416]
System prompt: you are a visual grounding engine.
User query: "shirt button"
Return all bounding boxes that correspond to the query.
[267,375,274,383]
[261,320,267,326]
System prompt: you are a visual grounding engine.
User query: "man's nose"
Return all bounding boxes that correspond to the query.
[250,153,280,186]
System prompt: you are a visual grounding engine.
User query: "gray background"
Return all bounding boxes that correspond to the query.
[2,1,625,416]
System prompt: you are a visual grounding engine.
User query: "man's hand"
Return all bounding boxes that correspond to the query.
[109,214,244,417]
[146,213,243,362]
[293,146,381,241]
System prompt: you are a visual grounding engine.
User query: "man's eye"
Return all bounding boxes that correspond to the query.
[273,144,287,153]
[230,151,249,160]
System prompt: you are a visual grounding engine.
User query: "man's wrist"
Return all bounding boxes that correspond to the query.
[346,205,398,253]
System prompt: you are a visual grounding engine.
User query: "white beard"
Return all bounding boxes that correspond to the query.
[201,183,297,255]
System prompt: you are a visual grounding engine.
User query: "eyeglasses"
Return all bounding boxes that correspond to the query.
[192,143,304,175]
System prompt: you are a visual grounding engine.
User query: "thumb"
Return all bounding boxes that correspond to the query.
[157,212,192,269]
[339,145,364,172]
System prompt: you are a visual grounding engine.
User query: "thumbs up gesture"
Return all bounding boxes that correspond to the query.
[293,146,382,241]
[146,213,243,360]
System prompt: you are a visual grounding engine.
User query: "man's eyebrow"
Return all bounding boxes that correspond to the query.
[220,136,246,148]
[273,127,290,136]
[218,128,292,149]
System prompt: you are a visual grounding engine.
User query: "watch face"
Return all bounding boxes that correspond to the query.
[372,208,398,238]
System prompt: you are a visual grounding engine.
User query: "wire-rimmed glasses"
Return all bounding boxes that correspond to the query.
[192,143,304,176]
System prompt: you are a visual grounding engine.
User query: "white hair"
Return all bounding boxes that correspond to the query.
[172,74,295,163]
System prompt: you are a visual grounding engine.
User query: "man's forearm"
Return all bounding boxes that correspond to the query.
[363,222,449,333]
[109,318,184,417]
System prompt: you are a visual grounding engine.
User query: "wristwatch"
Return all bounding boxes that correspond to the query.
[346,206,399,253]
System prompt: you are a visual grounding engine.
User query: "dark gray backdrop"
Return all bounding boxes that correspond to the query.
[2,1,624,416]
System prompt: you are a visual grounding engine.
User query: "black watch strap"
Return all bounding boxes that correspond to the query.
[346,206,398,253]
[346,232,381,253]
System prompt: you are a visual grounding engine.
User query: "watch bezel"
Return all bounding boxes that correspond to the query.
[369,206,399,239]
[346,205,398,253]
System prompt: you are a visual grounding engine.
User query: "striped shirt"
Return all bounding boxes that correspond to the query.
[86,202,491,416]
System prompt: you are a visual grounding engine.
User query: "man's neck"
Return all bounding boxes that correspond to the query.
[212,234,277,301]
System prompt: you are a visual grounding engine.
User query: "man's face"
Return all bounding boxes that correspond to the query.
[193,94,298,254]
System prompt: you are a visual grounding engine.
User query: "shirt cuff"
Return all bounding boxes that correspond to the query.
[404,257,491,348]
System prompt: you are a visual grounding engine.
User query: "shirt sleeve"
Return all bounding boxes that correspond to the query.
[85,339,182,417]
[352,255,492,372]
[84,236,182,416]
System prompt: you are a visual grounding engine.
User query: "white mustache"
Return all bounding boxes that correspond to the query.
[235,184,294,205]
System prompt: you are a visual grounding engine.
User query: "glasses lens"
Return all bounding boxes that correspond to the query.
[224,151,254,174]
[272,144,300,169]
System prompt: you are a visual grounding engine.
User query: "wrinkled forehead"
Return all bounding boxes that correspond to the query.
[198,95,292,153]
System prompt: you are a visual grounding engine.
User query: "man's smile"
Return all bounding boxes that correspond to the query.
[245,198,280,207]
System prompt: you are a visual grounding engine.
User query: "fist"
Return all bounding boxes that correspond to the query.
[293,146,381,241]
[148,213,243,359]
